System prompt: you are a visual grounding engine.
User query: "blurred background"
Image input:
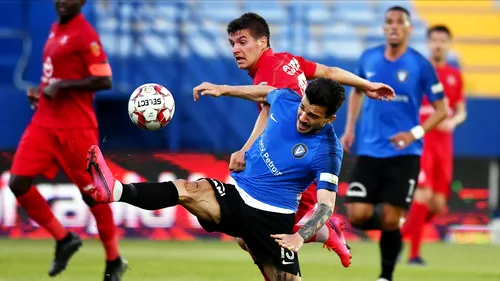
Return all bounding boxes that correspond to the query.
[0,1,499,280]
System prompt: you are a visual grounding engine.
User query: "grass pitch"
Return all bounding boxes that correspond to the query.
[0,239,498,281]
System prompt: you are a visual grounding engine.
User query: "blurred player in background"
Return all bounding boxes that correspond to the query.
[223,12,394,275]
[10,0,127,279]
[401,25,467,265]
[340,6,447,281]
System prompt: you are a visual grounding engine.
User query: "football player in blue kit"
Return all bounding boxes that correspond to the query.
[340,6,448,281]
[83,77,393,281]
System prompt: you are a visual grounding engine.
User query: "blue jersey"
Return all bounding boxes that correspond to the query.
[356,45,444,158]
[231,89,343,212]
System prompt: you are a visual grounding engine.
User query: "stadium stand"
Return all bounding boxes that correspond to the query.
[413,0,500,97]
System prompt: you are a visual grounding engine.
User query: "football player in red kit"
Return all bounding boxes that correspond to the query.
[222,13,394,277]
[401,25,467,265]
[10,0,127,279]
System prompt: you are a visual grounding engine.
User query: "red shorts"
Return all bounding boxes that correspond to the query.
[418,142,453,197]
[11,123,98,189]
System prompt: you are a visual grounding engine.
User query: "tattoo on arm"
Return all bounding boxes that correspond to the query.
[297,203,333,242]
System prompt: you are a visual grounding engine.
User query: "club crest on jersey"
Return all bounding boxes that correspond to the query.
[397,70,408,82]
[292,144,308,159]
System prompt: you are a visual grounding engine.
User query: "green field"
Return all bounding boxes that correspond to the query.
[0,239,498,281]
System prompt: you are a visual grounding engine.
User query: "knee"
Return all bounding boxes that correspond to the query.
[413,188,432,204]
[8,175,33,196]
[346,204,373,226]
[174,179,208,205]
[430,194,447,214]
[380,210,402,231]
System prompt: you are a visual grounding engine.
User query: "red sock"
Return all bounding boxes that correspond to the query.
[408,202,428,259]
[90,204,119,261]
[16,186,67,240]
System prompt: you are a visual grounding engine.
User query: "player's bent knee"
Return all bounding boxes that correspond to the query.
[380,204,404,230]
[174,179,221,224]
[431,193,447,214]
[8,175,34,196]
[346,203,373,225]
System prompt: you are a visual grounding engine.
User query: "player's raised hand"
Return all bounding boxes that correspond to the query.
[271,233,304,252]
[193,82,222,101]
[363,82,395,101]
[340,130,355,153]
[27,87,40,110]
[229,150,246,172]
[390,131,416,150]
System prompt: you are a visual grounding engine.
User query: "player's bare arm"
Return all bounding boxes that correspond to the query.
[230,104,269,171]
[313,63,395,101]
[193,82,276,103]
[271,189,336,252]
[439,100,467,131]
[43,62,112,98]
[340,87,364,152]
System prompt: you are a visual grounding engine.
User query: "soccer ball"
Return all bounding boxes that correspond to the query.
[128,83,175,131]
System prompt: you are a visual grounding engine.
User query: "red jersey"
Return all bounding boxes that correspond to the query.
[33,14,109,129]
[419,64,464,142]
[249,49,317,111]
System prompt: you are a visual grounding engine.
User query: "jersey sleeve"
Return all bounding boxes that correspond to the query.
[420,58,444,103]
[78,27,111,76]
[311,136,343,192]
[295,56,317,79]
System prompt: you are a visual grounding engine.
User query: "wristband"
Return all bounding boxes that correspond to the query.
[410,125,425,140]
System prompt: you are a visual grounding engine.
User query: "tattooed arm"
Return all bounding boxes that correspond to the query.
[272,189,337,252]
[297,189,336,242]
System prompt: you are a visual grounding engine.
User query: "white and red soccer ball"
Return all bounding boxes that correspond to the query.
[128,83,175,131]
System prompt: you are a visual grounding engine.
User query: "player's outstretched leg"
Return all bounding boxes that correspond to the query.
[9,176,83,276]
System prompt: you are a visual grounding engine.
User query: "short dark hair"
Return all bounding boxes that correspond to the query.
[227,13,271,47]
[305,78,345,117]
[427,24,452,38]
[386,5,412,20]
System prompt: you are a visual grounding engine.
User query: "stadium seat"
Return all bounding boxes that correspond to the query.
[287,1,332,25]
[242,1,287,24]
[197,1,240,23]
[323,38,364,60]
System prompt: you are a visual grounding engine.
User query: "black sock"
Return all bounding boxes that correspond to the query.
[379,229,402,281]
[352,212,382,230]
[120,181,179,210]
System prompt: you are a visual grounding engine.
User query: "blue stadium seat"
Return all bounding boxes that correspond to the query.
[197,1,240,23]
[287,1,332,25]
[324,38,364,59]
[334,8,377,26]
[242,1,287,24]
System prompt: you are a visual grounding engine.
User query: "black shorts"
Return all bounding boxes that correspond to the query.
[198,178,300,276]
[345,155,420,209]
